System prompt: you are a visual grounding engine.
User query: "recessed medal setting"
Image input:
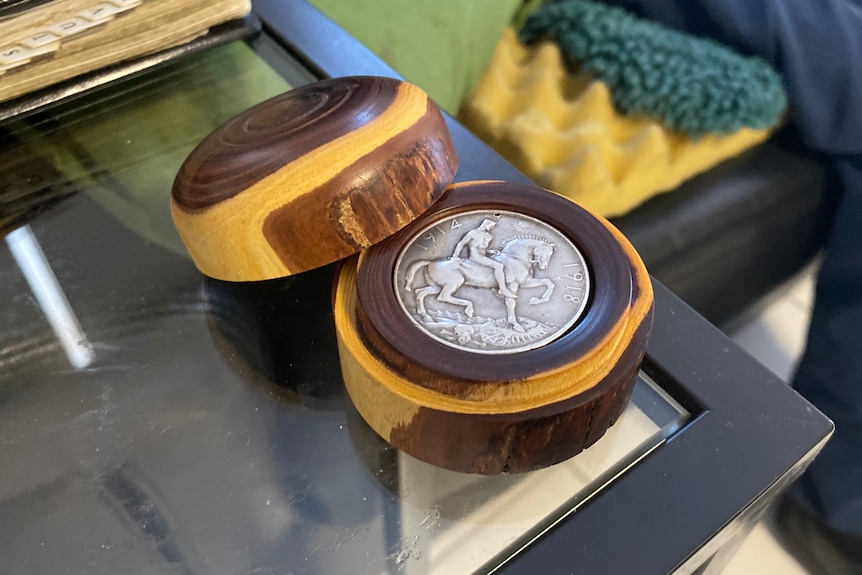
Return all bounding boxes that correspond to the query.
[394,209,590,354]
[338,180,655,474]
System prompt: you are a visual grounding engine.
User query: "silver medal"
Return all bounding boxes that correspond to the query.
[393,209,590,354]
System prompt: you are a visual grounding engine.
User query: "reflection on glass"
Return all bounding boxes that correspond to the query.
[5,225,94,369]
[391,374,684,575]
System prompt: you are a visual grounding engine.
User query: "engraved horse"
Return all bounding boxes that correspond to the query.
[404,238,556,332]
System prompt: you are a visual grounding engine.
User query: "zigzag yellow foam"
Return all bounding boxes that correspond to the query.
[458,28,774,217]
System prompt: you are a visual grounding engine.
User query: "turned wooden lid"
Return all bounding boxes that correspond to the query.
[171,76,458,281]
[334,181,655,474]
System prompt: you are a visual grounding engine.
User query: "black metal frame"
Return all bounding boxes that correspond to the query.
[250,1,833,573]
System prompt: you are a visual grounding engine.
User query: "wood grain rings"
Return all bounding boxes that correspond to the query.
[334,181,654,474]
[171,76,458,281]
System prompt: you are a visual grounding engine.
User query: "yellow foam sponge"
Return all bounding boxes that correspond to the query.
[458,28,775,217]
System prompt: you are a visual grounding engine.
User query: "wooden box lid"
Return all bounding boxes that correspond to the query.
[171,76,458,281]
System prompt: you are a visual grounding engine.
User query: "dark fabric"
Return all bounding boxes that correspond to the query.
[790,157,862,537]
[599,0,862,535]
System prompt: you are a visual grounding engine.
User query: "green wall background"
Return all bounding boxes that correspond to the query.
[309,0,522,113]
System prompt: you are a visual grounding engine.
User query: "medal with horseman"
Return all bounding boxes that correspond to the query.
[394,210,590,354]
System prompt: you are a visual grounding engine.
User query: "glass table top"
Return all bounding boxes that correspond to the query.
[0,37,688,574]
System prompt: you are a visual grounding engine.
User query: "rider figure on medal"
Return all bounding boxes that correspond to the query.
[450,219,519,298]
